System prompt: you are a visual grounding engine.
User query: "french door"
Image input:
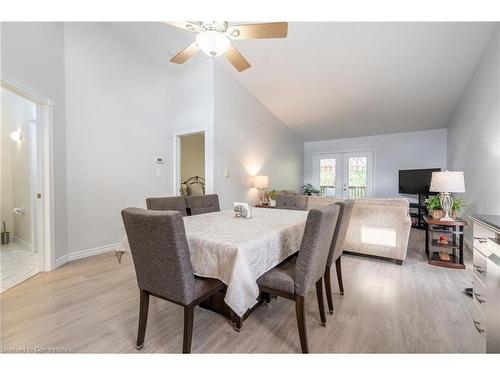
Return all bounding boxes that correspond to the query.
[312,151,374,198]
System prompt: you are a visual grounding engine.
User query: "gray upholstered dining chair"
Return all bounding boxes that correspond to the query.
[257,204,340,353]
[145,196,188,217]
[276,194,308,210]
[324,200,354,314]
[121,208,223,353]
[185,194,220,215]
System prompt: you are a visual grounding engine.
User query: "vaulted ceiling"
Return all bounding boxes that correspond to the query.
[107,22,497,141]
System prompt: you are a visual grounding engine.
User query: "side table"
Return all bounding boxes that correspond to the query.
[424,216,466,269]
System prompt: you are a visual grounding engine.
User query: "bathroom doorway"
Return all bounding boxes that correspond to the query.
[1,87,40,292]
[173,129,210,197]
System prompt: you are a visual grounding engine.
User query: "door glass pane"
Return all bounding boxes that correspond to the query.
[319,159,336,197]
[348,157,367,198]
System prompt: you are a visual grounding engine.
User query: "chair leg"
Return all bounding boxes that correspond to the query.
[183,305,194,353]
[335,257,344,295]
[324,265,334,314]
[136,290,150,350]
[316,279,327,327]
[295,296,309,353]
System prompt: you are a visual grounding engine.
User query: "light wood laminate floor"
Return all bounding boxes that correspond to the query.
[0,229,482,353]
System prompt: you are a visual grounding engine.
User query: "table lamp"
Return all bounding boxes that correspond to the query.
[429,171,465,221]
[254,175,269,205]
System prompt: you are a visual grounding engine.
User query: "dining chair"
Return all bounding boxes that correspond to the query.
[121,207,224,353]
[257,204,340,353]
[276,194,308,210]
[185,194,220,215]
[145,196,188,216]
[324,200,354,314]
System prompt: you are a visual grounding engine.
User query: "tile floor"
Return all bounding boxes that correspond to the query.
[1,241,39,293]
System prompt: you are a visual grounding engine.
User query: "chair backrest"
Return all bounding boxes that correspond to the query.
[121,208,195,305]
[327,200,355,266]
[146,196,188,217]
[276,194,308,210]
[294,204,340,296]
[185,194,220,215]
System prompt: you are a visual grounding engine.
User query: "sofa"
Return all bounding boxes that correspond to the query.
[307,197,412,264]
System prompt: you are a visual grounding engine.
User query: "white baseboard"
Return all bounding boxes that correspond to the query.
[55,242,119,269]
[54,254,68,269]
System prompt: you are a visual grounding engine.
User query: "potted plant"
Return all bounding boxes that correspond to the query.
[266,189,278,207]
[425,195,443,219]
[451,199,465,219]
[425,195,465,219]
[302,183,321,196]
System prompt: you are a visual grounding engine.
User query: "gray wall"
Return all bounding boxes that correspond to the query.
[304,128,448,200]
[447,26,500,216]
[214,63,304,209]
[1,22,68,259]
[64,23,172,254]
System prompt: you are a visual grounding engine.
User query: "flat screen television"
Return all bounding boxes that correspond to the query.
[399,168,441,195]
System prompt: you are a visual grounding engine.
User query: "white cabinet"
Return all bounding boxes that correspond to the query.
[468,214,500,354]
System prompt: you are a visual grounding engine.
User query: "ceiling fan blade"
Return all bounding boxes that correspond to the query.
[227,22,288,39]
[170,42,201,64]
[224,45,251,72]
[164,21,201,32]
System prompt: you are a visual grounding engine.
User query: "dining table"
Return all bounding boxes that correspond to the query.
[116,207,308,330]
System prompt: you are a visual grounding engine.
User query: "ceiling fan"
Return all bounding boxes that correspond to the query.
[166,21,288,72]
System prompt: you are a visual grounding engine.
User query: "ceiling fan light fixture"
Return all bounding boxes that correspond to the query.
[195,30,230,57]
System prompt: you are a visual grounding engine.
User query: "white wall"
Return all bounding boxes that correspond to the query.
[170,60,215,194]
[1,22,68,259]
[304,128,448,200]
[64,23,171,253]
[214,63,304,209]
[448,26,500,216]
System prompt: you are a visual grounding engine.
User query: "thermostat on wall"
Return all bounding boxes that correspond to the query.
[155,157,165,164]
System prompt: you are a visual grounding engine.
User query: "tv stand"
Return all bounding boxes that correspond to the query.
[409,194,428,230]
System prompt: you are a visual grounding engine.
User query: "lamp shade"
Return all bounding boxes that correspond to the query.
[429,171,465,193]
[254,175,269,189]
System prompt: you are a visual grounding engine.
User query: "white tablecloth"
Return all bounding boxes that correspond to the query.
[117,208,308,316]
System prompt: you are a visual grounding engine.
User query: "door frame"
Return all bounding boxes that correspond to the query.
[312,149,376,198]
[172,128,212,196]
[1,74,55,271]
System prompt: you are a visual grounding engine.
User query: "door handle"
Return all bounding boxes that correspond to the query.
[474,292,486,304]
[473,264,486,275]
[473,319,485,334]
[474,237,487,244]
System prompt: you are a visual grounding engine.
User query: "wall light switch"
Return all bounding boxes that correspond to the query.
[224,169,229,177]
[216,169,221,177]
[156,168,161,177]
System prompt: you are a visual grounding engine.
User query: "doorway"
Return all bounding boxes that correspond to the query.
[173,131,207,196]
[312,151,374,198]
[1,78,54,292]
[1,88,39,292]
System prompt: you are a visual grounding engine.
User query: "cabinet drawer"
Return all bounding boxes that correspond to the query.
[472,301,487,351]
[473,274,487,315]
[473,248,488,285]
[488,237,500,257]
[473,224,494,257]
